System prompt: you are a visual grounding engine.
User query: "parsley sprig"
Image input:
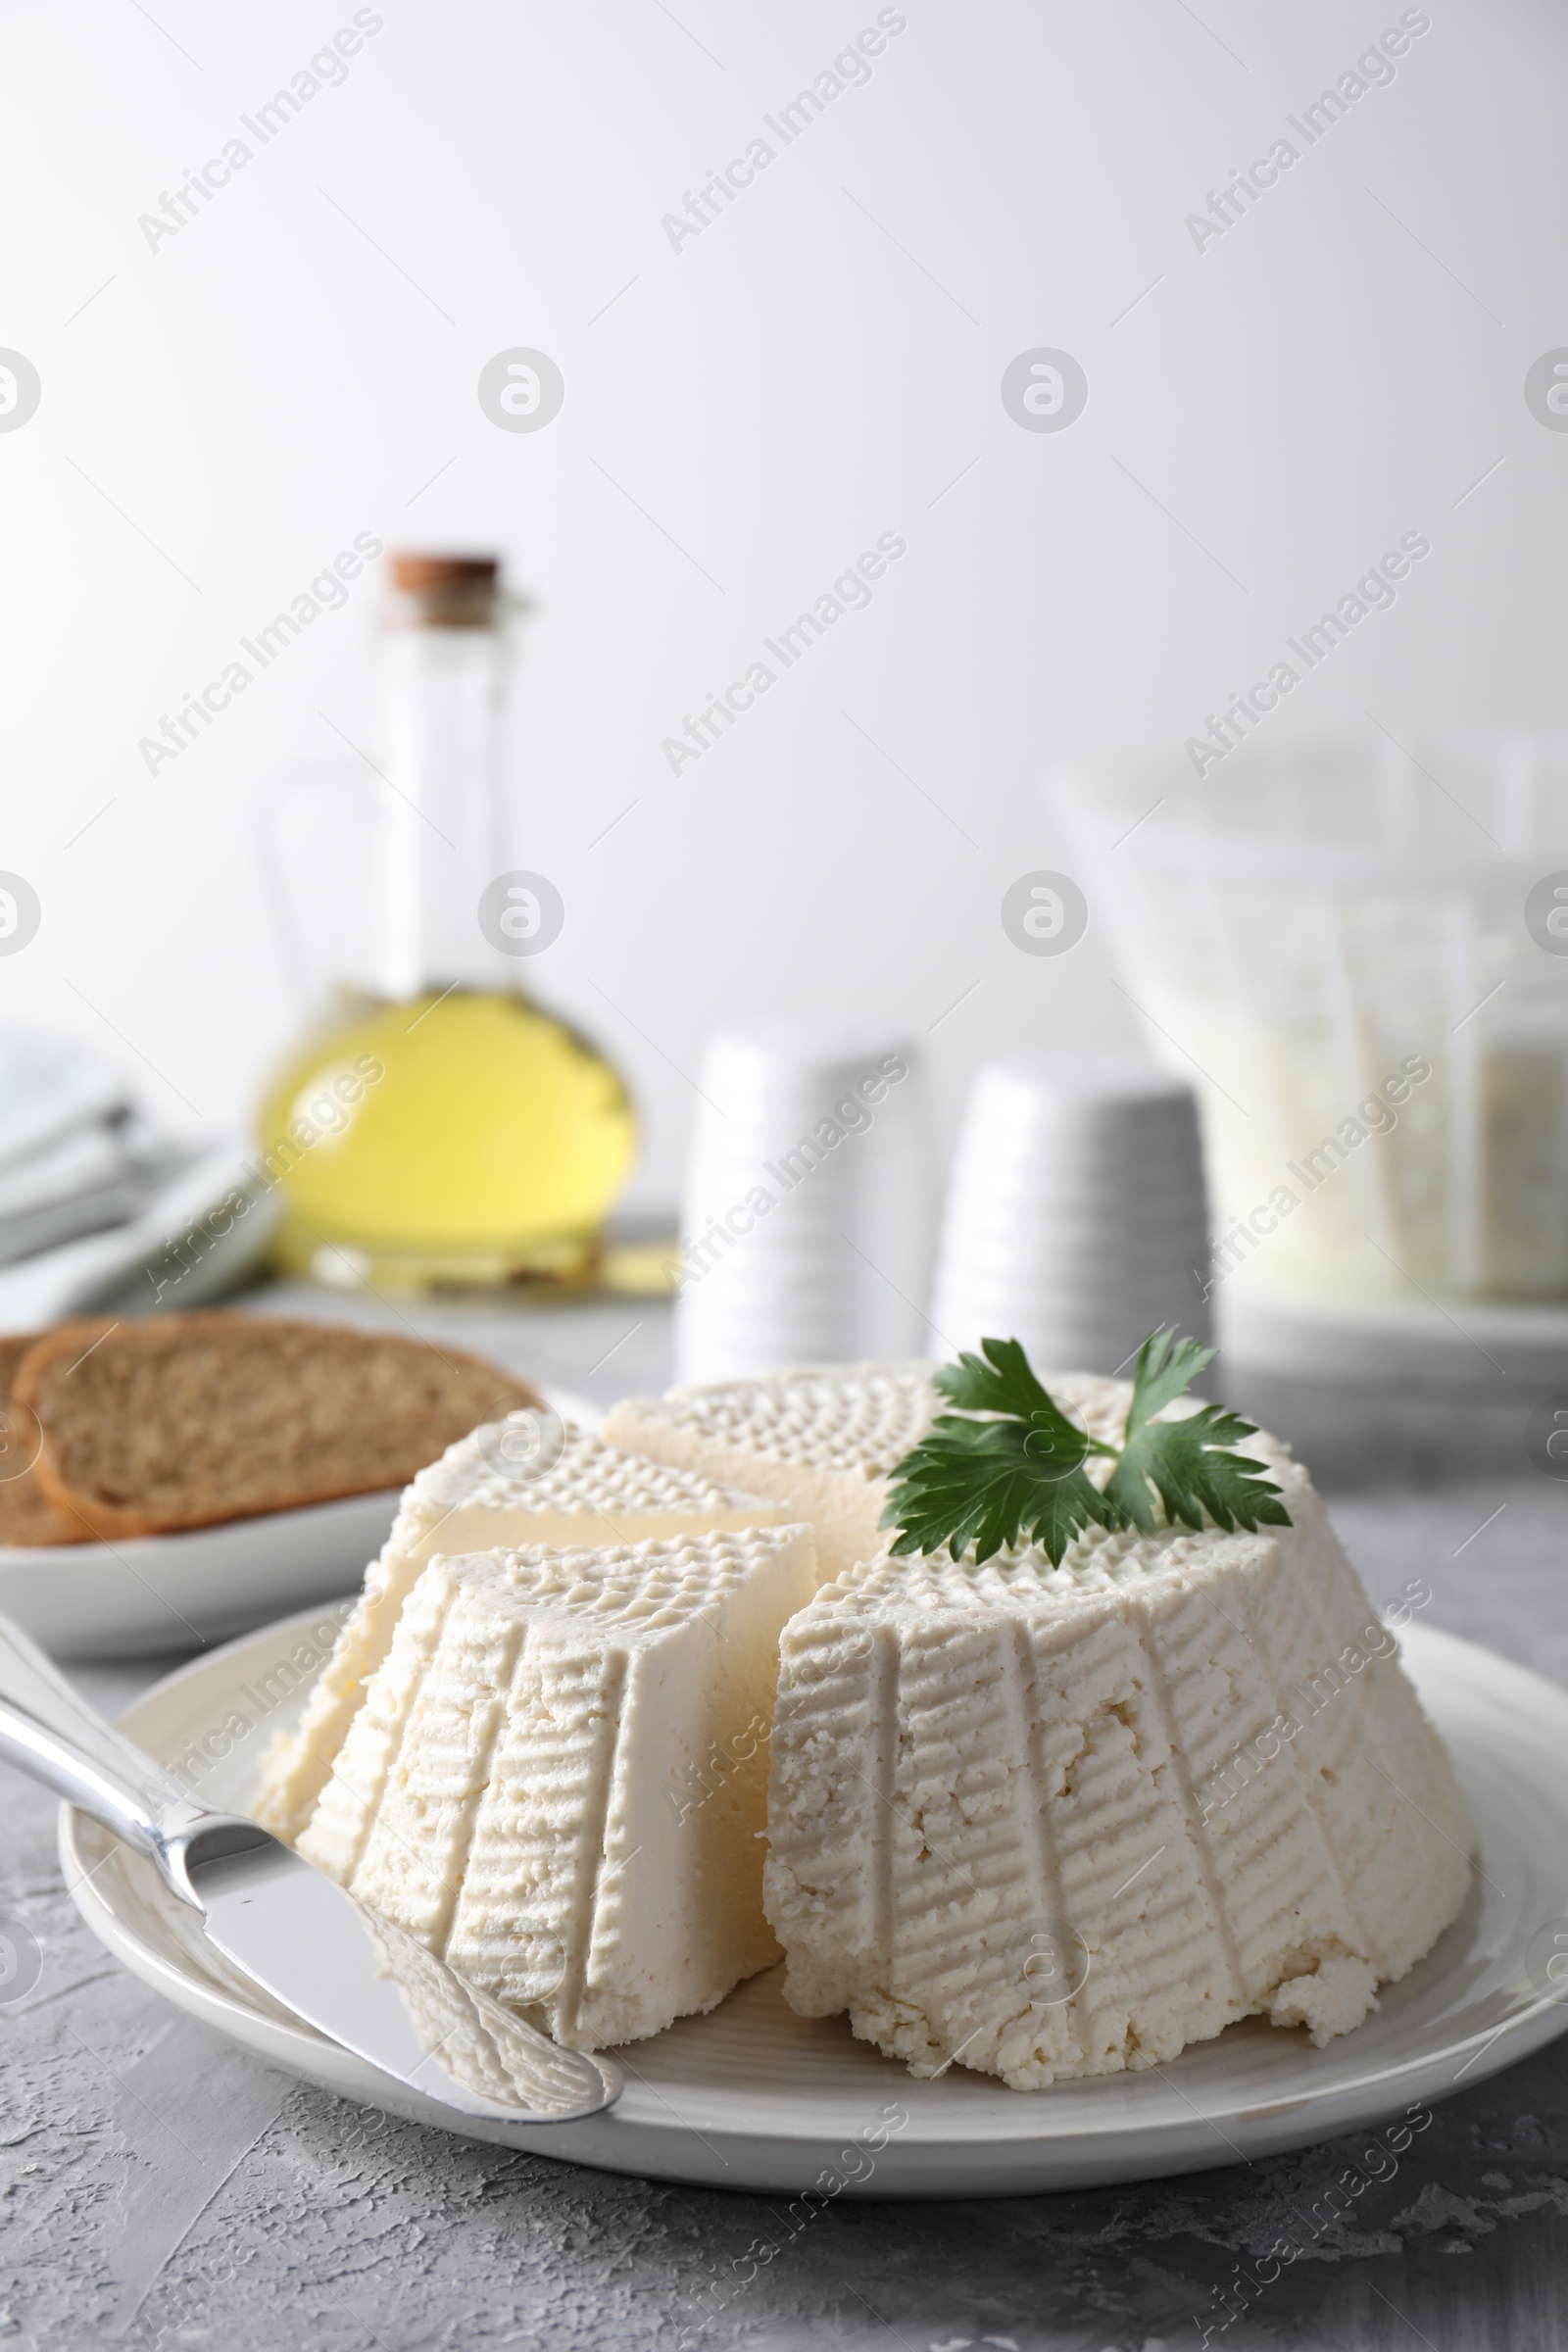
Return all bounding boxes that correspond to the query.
[880,1328,1290,1568]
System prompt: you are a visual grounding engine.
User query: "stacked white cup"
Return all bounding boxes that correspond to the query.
[671,1023,936,1384]
[928,1056,1212,1376]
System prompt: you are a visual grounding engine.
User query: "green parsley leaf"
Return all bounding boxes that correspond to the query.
[878,1327,1291,1568]
[1103,1327,1292,1539]
[882,1411,1119,1567]
[881,1336,1119,1568]
[931,1334,1113,1463]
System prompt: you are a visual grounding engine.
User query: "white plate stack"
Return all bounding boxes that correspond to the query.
[929,1056,1211,1375]
[672,1023,936,1384]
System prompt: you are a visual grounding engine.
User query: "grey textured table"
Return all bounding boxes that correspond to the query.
[5,1295,1568,2352]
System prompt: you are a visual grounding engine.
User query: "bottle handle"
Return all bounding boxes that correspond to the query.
[259,769,378,1015]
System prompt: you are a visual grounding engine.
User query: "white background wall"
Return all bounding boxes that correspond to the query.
[3,0,1563,1215]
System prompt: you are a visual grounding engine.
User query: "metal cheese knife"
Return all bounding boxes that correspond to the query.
[0,1611,620,2136]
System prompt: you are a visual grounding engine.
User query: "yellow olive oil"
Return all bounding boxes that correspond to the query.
[260,988,636,1290]
[257,554,636,1291]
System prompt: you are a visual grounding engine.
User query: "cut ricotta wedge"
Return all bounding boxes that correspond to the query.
[604,1361,937,1586]
[257,1420,782,1841]
[763,1372,1474,2089]
[295,1524,817,2048]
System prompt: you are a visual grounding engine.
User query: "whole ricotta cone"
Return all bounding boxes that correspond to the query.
[762,1372,1474,2090]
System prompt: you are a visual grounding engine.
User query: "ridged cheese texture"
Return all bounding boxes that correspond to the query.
[603,1361,936,1586]
[295,1525,817,2049]
[763,1371,1474,2089]
[257,1420,782,1841]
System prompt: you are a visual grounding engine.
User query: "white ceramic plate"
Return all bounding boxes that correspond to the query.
[2,1492,399,1661]
[4,1385,601,1661]
[59,1610,1568,2195]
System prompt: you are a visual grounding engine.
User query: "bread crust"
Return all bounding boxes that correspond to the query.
[15,1313,541,1540]
[0,1332,91,1547]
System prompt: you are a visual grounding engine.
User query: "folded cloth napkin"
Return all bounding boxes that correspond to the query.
[0,1146,281,1327]
[0,1032,130,1172]
[0,1033,280,1327]
[0,1113,190,1268]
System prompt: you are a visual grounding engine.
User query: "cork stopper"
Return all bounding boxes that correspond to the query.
[387,552,502,628]
[390,554,498,592]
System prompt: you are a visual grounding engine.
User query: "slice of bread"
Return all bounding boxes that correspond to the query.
[14,1314,541,1540]
[0,1334,90,1547]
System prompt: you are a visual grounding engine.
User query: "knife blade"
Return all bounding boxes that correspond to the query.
[0,1610,620,2135]
[182,1819,617,2128]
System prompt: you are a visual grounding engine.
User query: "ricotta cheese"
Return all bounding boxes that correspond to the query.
[294,1523,817,2049]
[603,1361,937,1586]
[762,1372,1474,2088]
[257,1420,781,1840]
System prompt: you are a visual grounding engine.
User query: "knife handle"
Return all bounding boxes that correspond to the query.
[0,1609,208,1893]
